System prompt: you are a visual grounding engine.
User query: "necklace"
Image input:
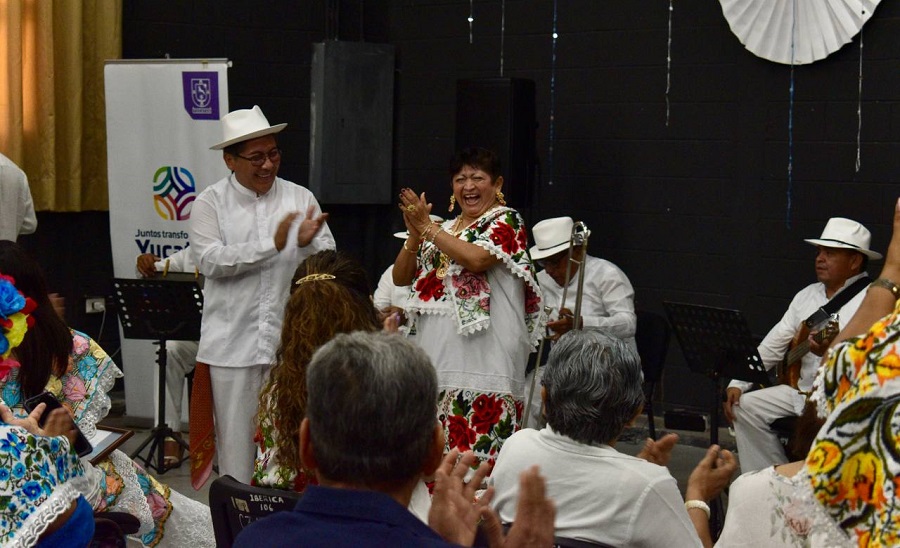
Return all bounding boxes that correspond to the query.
[435,217,467,279]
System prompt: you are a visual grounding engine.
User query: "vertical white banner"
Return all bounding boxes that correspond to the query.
[104,59,229,421]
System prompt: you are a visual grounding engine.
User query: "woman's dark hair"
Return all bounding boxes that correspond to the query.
[0,241,71,398]
[448,147,502,180]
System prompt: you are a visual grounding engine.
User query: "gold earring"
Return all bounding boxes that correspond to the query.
[448,195,456,212]
[495,190,506,206]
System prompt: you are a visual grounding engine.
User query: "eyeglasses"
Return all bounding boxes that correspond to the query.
[235,148,282,166]
[536,252,573,269]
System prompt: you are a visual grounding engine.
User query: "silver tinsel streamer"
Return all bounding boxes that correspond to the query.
[666,0,673,126]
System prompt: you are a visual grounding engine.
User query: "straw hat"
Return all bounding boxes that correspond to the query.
[529,217,575,260]
[210,105,287,150]
[804,217,882,260]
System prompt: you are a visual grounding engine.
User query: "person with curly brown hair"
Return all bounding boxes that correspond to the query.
[251,250,382,492]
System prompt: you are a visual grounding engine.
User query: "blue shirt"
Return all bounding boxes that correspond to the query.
[234,485,457,547]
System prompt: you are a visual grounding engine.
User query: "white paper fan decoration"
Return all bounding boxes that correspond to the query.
[719,0,882,64]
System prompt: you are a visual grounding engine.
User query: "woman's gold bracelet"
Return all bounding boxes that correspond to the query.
[402,241,418,255]
[428,228,442,243]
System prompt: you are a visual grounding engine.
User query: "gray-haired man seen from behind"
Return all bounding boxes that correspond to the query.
[235,331,555,547]
[492,329,735,548]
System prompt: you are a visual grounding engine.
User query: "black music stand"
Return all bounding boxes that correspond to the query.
[663,301,768,537]
[663,302,768,444]
[113,278,203,474]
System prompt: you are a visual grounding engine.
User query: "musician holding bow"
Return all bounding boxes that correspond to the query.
[723,217,882,473]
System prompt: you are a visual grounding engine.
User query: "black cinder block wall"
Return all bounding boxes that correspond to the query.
[31,0,900,412]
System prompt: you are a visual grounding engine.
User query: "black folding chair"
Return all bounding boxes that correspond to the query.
[208,475,302,547]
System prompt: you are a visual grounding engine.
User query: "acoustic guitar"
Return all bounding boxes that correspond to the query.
[777,314,839,389]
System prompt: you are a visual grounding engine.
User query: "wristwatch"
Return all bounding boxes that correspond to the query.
[869,278,900,300]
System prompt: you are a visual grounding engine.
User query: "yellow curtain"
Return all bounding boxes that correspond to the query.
[0,0,121,211]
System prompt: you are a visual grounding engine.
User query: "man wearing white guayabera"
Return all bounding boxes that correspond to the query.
[189,105,335,484]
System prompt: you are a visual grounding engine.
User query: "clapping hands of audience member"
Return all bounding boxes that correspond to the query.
[0,402,78,445]
[428,450,493,546]
[381,310,402,333]
[429,449,555,548]
[636,433,679,466]
[686,445,737,502]
[378,305,407,331]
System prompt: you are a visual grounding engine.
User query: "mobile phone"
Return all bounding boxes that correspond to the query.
[23,392,93,457]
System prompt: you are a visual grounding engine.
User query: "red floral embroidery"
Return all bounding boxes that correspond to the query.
[471,394,504,434]
[489,222,518,255]
[446,414,476,451]
[453,271,490,300]
[415,271,445,301]
[524,285,540,314]
[516,227,527,250]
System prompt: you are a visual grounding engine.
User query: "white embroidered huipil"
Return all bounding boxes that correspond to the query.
[189,175,335,367]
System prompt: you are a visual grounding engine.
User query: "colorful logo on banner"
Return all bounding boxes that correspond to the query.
[153,166,196,220]
[182,71,220,120]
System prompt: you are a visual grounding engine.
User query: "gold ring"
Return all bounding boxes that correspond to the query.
[405,204,417,212]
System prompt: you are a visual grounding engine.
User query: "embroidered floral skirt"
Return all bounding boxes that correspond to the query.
[438,388,523,469]
[96,451,174,547]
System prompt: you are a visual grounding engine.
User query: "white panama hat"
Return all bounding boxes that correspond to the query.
[529,216,575,260]
[393,215,444,240]
[804,217,882,260]
[210,105,287,150]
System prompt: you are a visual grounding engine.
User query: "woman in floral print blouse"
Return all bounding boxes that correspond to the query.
[393,147,544,467]
[0,241,214,547]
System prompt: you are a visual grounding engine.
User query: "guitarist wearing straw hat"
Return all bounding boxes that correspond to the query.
[723,217,882,473]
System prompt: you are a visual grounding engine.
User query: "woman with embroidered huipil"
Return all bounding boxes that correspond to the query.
[393,147,544,467]
[0,241,214,548]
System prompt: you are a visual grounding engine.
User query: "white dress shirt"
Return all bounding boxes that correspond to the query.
[189,174,335,367]
[372,265,410,311]
[491,427,702,547]
[0,153,37,241]
[538,254,637,348]
[729,272,867,393]
[152,246,197,273]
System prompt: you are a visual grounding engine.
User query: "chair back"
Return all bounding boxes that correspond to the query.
[635,310,671,384]
[209,475,302,548]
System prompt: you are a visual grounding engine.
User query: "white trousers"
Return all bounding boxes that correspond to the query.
[732,384,806,473]
[164,340,198,432]
[209,363,273,483]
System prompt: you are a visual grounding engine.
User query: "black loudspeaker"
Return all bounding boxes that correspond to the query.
[309,41,395,204]
[455,78,537,209]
